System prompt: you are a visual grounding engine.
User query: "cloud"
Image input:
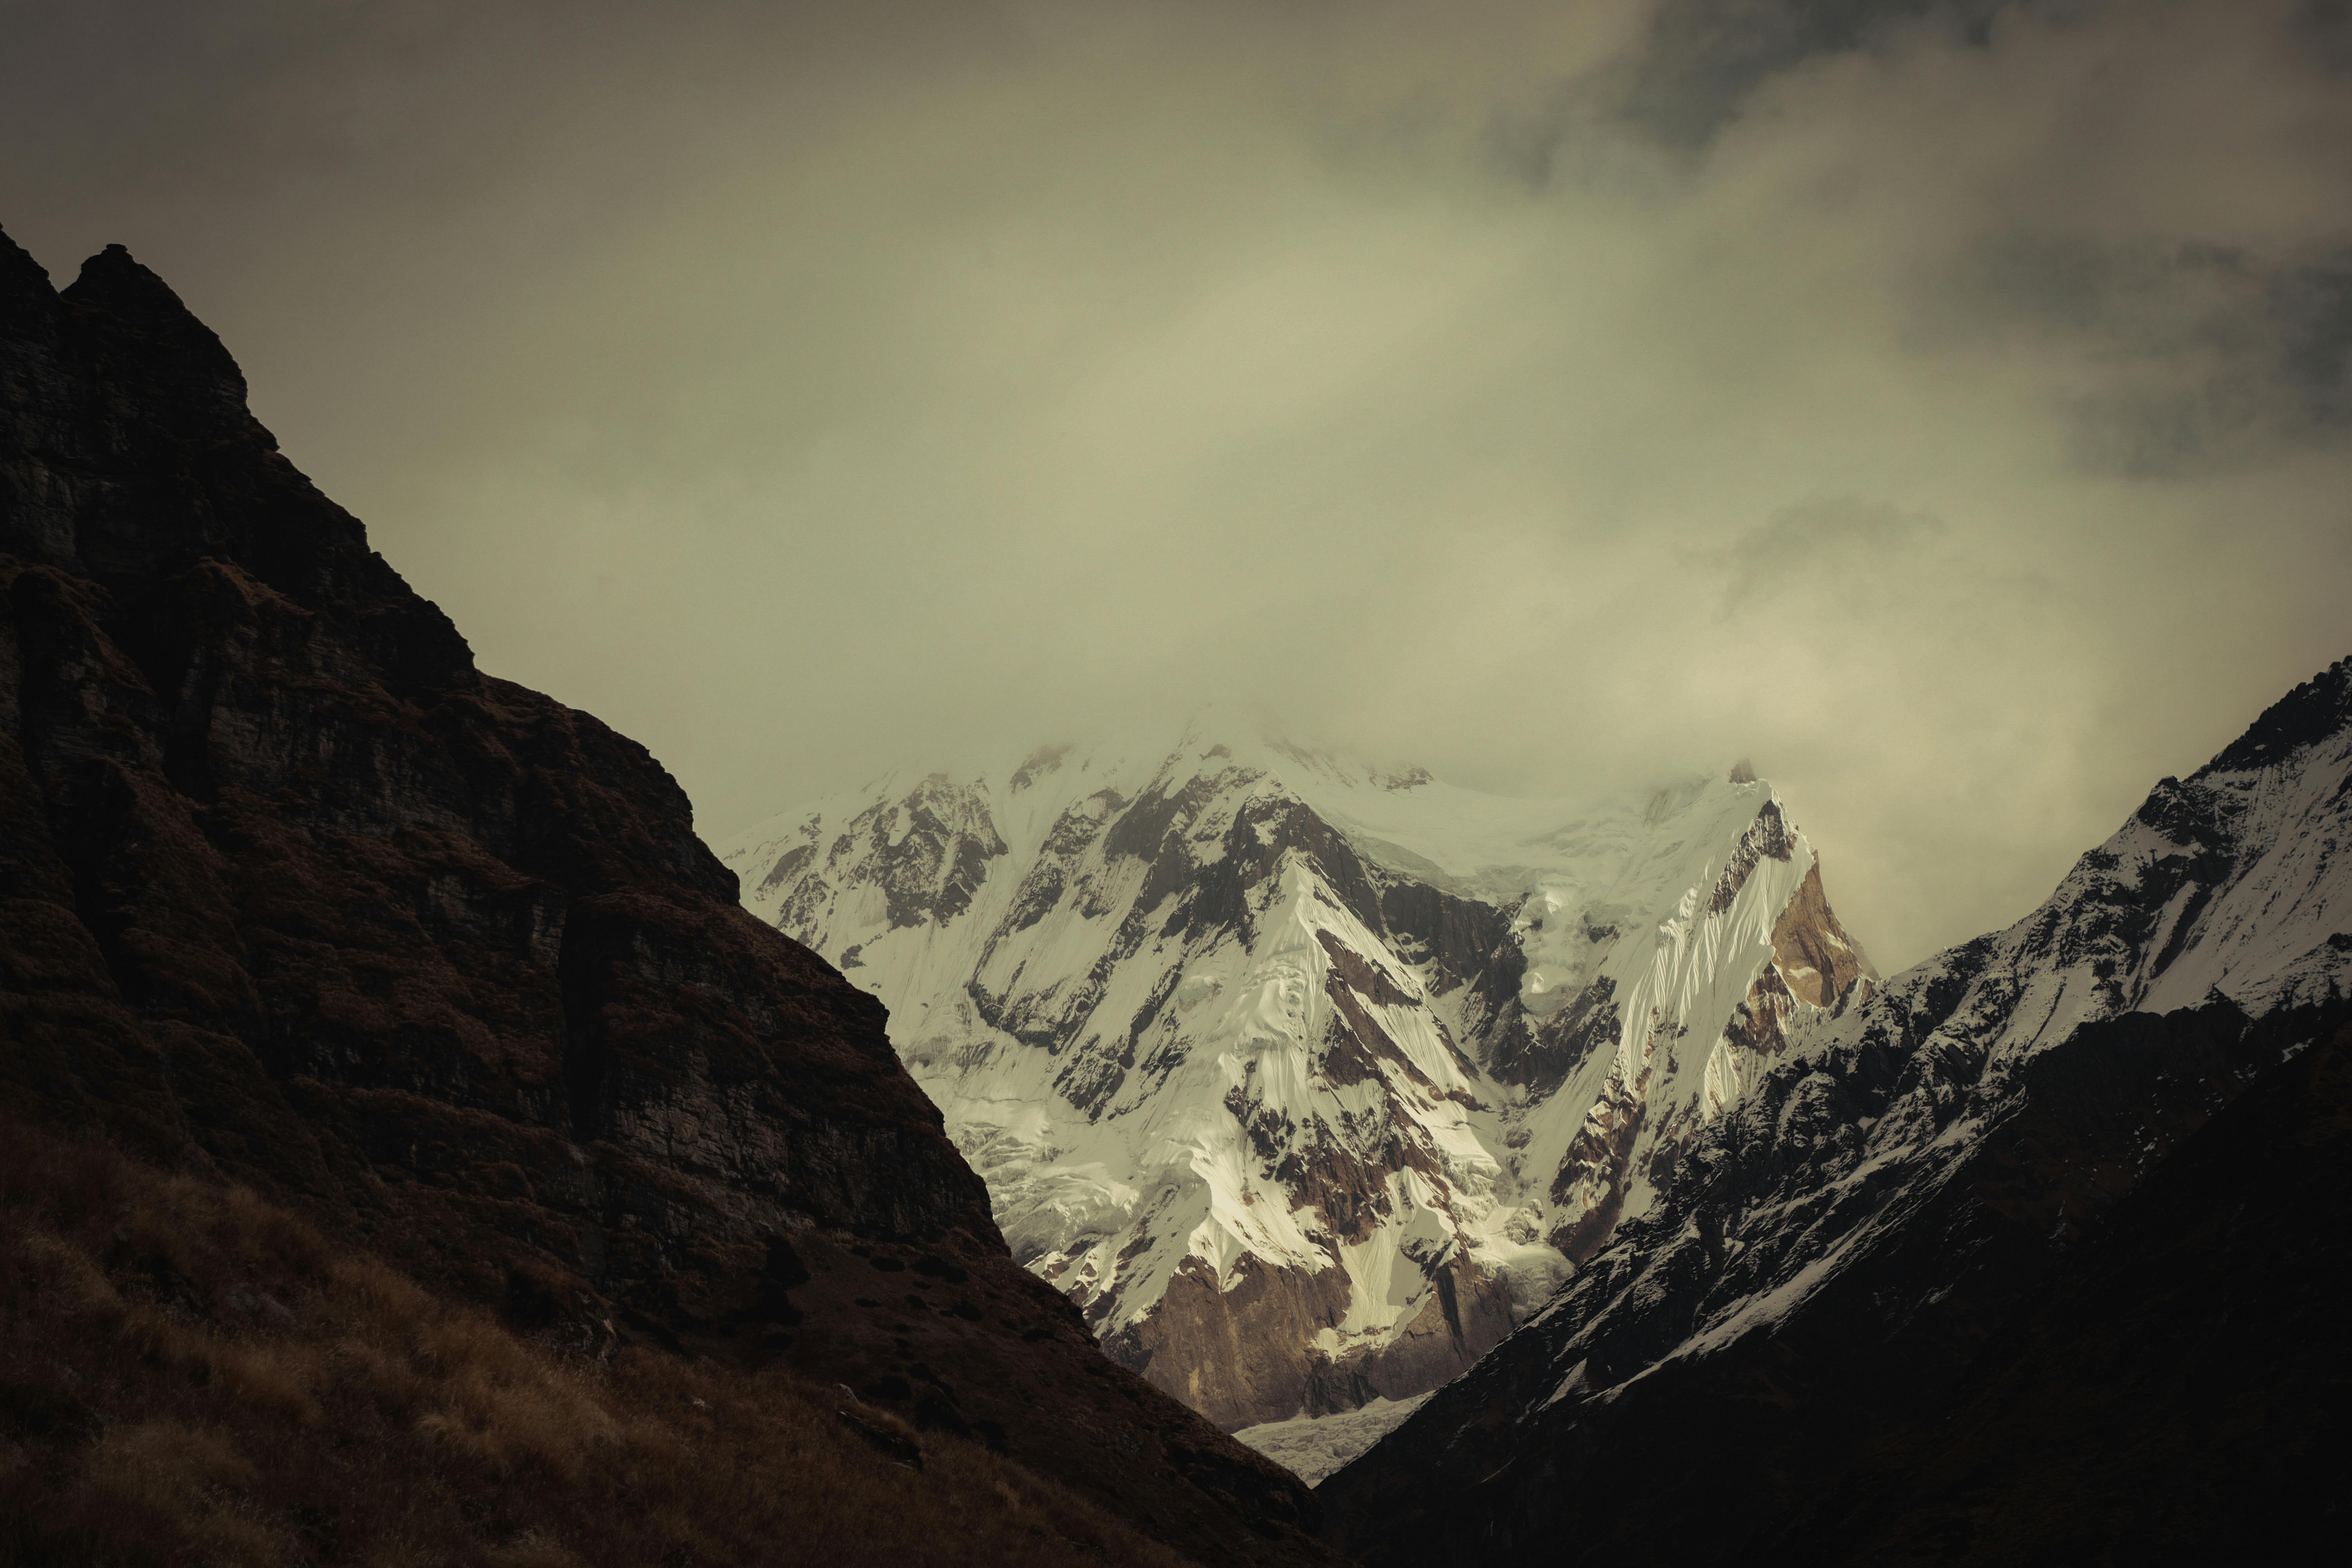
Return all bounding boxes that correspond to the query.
[2,0,2346,970]
[1712,498,1948,615]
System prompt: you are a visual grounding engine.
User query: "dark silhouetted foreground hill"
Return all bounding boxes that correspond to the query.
[0,223,1338,1567]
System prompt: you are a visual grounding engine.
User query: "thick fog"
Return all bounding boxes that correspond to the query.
[4,0,2347,969]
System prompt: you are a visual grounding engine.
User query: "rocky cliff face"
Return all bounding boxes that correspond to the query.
[0,225,1335,1568]
[1318,656,2352,1565]
[720,733,1874,1430]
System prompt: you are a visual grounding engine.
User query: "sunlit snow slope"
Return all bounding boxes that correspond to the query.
[717,730,1874,1429]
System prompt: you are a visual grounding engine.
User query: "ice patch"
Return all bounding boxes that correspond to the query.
[1232,1394,1435,1486]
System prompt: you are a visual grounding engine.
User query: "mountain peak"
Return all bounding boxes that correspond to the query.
[721,729,1873,1436]
[69,241,189,312]
[58,240,253,436]
[1319,652,2352,1564]
[0,220,52,308]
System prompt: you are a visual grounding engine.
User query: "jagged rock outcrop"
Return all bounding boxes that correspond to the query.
[0,225,1336,1567]
[721,735,1875,1430]
[1318,656,2352,1565]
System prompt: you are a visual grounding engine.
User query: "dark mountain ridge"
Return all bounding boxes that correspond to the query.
[1789,1013,2352,1562]
[0,225,1336,1566]
[1320,654,2352,1563]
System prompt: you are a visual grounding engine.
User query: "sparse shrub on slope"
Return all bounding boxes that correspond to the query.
[0,1120,1193,1568]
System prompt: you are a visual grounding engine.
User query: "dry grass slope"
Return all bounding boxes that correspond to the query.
[0,1120,1194,1568]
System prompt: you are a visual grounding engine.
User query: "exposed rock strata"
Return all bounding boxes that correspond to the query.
[0,225,1332,1566]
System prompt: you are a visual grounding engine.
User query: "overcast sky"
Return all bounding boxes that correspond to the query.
[4,0,2348,971]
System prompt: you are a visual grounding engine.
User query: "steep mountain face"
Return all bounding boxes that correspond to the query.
[719,735,1874,1429]
[1795,1016,2352,1564]
[1319,657,2352,1565]
[0,225,1335,1568]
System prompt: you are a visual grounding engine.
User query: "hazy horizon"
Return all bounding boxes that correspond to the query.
[5,0,2348,971]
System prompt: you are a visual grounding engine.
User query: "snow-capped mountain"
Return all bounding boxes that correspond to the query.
[716,727,1873,1430]
[1319,656,2352,1564]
